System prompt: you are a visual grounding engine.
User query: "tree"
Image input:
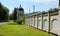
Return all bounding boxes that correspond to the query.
[12,8,17,21]
[9,14,13,20]
[0,2,9,21]
[54,8,58,12]
[48,8,59,12]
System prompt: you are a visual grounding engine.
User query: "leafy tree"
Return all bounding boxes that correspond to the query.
[0,2,9,21]
[54,8,58,12]
[9,14,13,20]
[12,8,17,21]
[48,8,59,12]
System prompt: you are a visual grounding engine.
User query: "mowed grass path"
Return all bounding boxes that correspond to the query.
[0,22,54,36]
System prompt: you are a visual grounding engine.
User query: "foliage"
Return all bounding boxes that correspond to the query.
[12,8,17,20]
[9,14,13,20]
[19,16,25,22]
[16,20,22,24]
[48,8,59,12]
[54,8,59,12]
[0,3,9,21]
[17,16,25,24]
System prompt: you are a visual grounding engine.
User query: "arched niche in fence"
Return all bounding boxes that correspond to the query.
[43,19,48,31]
[51,19,59,30]
[38,19,42,29]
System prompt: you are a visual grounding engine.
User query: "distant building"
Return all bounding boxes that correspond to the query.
[16,5,24,20]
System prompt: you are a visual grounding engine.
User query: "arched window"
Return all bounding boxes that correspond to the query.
[43,19,48,31]
[51,19,58,30]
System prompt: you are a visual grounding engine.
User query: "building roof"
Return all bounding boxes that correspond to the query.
[19,5,24,11]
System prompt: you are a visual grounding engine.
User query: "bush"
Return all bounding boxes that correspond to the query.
[14,20,16,22]
[16,17,25,24]
[17,20,22,24]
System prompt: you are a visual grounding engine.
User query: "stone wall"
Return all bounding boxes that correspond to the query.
[25,11,60,35]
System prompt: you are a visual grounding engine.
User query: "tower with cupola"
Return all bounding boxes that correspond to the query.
[17,5,24,20]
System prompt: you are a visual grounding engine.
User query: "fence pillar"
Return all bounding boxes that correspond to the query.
[41,13,43,30]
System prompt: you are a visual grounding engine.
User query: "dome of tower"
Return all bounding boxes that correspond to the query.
[19,5,24,11]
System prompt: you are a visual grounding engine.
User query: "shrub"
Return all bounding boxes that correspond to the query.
[16,17,25,24]
[17,20,22,24]
[14,20,16,22]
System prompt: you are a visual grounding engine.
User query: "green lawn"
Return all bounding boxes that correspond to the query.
[0,22,54,36]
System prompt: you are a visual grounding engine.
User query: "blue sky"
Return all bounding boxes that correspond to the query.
[0,0,58,14]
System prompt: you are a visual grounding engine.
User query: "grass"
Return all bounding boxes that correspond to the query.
[0,22,54,36]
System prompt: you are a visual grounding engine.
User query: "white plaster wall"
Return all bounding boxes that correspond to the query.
[43,16,49,32]
[38,16,42,29]
[31,17,34,26]
[25,12,60,35]
[50,15,60,35]
[58,10,60,35]
[35,16,38,28]
[25,18,28,25]
[29,17,32,26]
[25,18,29,25]
[27,18,30,25]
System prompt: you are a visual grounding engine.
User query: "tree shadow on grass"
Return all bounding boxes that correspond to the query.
[0,34,3,36]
